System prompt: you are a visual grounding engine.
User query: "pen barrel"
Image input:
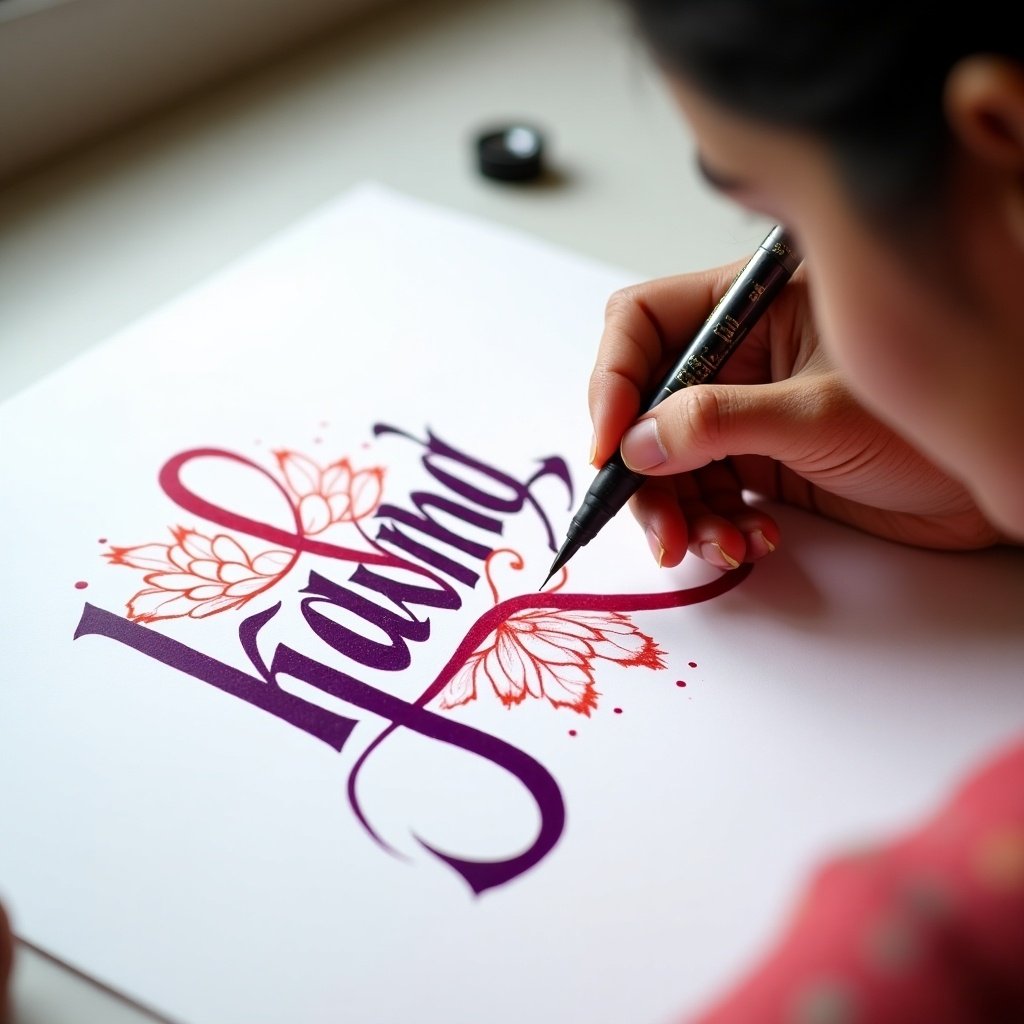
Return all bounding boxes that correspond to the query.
[566,454,644,549]
[646,226,801,410]
[554,226,801,572]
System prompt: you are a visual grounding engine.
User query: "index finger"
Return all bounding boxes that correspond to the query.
[588,259,747,467]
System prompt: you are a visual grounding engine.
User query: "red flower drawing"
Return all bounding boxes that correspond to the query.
[440,550,666,715]
[106,528,293,623]
[106,447,385,624]
[274,450,384,536]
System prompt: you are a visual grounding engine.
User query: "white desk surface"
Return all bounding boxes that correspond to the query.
[0,0,768,1018]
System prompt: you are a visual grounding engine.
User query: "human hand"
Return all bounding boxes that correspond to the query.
[589,259,1005,569]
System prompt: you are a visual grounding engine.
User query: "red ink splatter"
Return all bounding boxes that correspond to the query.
[676,680,687,688]
[688,661,697,668]
[613,707,623,714]
[74,581,88,589]
[568,729,577,737]
[97,537,107,544]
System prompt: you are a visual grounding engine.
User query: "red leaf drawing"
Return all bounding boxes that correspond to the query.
[106,527,293,623]
[441,606,665,715]
[274,450,385,535]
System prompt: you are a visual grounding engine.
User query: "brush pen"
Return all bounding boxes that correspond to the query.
[542,225,802,587]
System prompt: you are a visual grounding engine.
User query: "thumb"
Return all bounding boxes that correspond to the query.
[618,376,842,476]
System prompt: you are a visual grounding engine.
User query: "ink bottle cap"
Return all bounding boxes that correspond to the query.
[475,123,545,182]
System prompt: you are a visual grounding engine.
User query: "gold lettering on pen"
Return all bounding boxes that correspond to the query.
[675,355,714,387]
[712,314,740,343]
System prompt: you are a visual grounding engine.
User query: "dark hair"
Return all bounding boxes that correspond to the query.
[624,1,1024,218]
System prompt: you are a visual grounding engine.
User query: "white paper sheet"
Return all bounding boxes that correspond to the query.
[2,182,1023,1024]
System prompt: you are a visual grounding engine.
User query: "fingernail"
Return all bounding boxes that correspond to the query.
[646,527,665,567]
[589,433,598,466]
[620,419,667,471]
[736,519,778,559]
[700,542,740,570]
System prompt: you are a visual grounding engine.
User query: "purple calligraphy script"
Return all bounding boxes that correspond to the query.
[75,424,750,894]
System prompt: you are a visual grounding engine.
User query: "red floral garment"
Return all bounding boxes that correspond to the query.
[688,737,1024,1024]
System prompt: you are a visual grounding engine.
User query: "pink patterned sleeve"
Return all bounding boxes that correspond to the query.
[687,737,1024,1024]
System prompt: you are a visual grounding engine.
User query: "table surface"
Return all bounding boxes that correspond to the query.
[0,0,768,1018]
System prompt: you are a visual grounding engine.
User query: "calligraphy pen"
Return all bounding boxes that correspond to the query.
[541,225,802,588]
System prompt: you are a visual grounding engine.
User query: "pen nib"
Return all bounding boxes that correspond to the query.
[539,539,576,591]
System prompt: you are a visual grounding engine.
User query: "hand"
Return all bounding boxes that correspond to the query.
[589,259,1004,569]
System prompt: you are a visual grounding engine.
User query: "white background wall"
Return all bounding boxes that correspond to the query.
[0,0,404,183]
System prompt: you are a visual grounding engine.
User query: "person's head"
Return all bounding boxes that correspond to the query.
[624,0,1024,541]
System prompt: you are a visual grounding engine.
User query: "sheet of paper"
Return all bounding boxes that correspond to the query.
[2,182,1022,1024]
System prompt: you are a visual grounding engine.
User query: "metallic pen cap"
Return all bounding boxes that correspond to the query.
[759,225,801,275]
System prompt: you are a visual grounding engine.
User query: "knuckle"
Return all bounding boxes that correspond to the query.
[676,387,727,458]
[603,285,641,323]
[789,371,854,423]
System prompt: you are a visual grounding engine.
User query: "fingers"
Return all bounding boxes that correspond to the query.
[629,462,781,569]
[616,375,825,569]
[619,378,817,477]
[588,265,832,571]
[588,261,748,468]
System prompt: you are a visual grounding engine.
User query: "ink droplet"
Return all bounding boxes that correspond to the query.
[676,680,687,688]
[74,581,88,589]
[568,729,577,737]
[688,661,697,668]
[613,707,623,714]
[97,538,107,544]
